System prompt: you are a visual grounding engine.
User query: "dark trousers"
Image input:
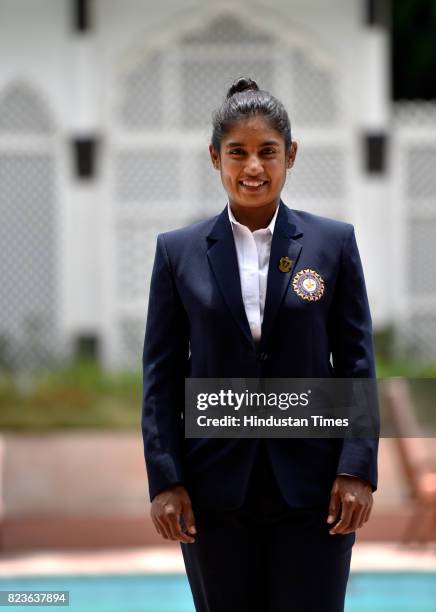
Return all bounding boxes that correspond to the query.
[181,442,355,612]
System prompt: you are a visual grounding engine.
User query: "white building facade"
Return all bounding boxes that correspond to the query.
[0,0,433,372]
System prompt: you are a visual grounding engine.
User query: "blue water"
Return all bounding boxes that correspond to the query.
[0,572,435,611]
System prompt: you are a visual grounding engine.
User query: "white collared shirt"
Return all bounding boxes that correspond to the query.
[228,203,279,342]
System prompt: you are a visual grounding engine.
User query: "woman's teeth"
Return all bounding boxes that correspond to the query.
[240,180,267,187]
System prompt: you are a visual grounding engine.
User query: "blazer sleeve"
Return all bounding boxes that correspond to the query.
[329,225,379,491]
[141,234,189,502]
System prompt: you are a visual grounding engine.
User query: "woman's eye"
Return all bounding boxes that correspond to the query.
[262,149,276,155]
[229,149,244,155]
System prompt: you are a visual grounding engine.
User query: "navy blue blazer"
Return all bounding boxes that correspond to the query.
[141,200,378,511]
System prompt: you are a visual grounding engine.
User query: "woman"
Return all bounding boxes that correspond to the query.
[141,77,378,612]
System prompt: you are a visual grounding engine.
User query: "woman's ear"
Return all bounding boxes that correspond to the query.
[209,143,220,170]
[287,141,298,170]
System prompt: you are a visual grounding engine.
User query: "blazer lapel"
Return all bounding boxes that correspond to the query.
[207,207,255,348]
[260,201,304,348]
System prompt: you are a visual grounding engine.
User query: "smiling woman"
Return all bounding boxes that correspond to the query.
[141,76,379,612]
[209,78,298,231]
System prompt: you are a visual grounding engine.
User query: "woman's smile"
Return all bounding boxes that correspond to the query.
[209,115,297,229]
[238,178,269,191]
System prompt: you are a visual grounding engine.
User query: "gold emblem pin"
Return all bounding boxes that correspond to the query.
[278,256,293,273]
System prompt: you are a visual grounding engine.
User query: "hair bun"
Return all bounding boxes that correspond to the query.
[226,77,259,99]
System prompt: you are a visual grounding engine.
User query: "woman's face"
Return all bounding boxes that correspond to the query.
[209,115,297,212]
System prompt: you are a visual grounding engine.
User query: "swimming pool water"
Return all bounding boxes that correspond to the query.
[0,572,435,611]
[346,572,436,612]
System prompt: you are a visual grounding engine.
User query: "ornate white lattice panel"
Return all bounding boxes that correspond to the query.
[0,81,54,134]
[406,147,436,200]
[0,78,61,375]
[290,49,339,127]
[0,152,58,372]
[118,316,147,370]
[119,52,164,130]
[286,148,345,199]
[115,150,181,203]
[180,57,274,129]
[116,221,165,301]
[197,149,227,205]
[408,220,436,296]
[393,103,436,358]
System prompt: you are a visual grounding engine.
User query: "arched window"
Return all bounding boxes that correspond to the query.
[0,81,58,373]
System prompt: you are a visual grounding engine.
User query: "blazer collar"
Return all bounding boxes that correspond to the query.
[206,200,304,350]
[261,202,303,349]
[206,205,253,347]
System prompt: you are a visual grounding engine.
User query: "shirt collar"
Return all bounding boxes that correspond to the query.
[227,202,279,235]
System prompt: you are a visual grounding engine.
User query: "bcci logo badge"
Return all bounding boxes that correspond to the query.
[292,269,325,301]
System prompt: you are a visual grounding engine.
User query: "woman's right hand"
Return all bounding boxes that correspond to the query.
[150,485,197,544]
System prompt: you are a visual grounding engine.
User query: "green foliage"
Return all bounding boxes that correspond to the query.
[376,357,436,378]
[0,357,142,431]
[373,326,436,376]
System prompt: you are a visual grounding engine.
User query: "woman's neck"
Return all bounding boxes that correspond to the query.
[229,200,279,232]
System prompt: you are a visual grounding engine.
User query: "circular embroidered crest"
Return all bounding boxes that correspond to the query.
[292,269,325,301]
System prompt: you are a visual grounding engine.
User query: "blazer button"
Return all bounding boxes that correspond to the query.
[259,352,268,361]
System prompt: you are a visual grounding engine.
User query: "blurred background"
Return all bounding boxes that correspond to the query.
[0,0,436,610]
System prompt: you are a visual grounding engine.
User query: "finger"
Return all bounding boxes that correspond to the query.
[162,502,180,537]
[178,518,196,544]
[330,497,354,534]
[182,500,197,536]
[152,516,163,538]
[342,496,365,532]
[327,488,340,524]
[330,509,355,534]
[166,515,179,541]
[155,515,170,540]
[167,512,195,544]
[352,505,366,531]
[344,505,366,533]
[362,502,373,525]
[163,505,194,543]
[360,497,373,527]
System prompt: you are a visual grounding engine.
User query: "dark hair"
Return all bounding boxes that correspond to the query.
[211,77,292,153]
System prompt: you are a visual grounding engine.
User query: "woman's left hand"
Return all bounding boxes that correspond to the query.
[327,475,373,535]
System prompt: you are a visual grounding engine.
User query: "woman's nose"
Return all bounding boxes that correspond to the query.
[244,156,264,174]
